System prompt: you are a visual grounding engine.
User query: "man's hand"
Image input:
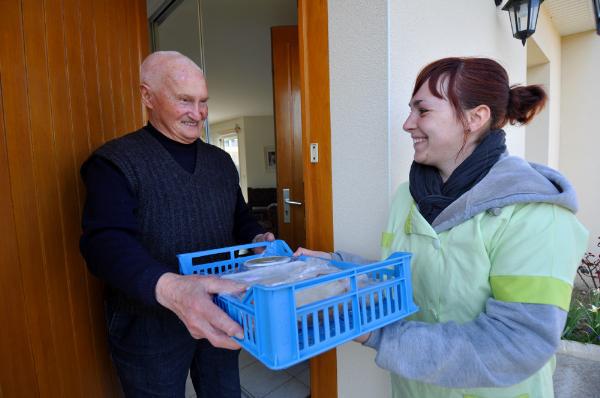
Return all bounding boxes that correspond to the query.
[155,272,247,349]
[252,232,275,254]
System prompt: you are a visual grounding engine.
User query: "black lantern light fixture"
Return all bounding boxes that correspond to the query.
[495,0,544,45]
[594,0,600,35]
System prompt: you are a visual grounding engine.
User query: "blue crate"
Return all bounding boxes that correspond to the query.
[177,240,418,370]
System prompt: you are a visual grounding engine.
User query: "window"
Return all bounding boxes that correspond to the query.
[218,133,240,173]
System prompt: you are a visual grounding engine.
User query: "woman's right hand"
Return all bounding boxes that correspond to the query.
[293,247,332,260]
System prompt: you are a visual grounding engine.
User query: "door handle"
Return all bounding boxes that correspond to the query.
[282,188,302,223]
[284,199,302,206]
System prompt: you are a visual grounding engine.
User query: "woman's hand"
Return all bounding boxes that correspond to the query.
[294,248,371,344]
[293,247,333,260]
[354,332,371,344]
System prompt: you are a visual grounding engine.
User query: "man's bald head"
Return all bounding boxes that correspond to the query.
[139,51,209,144]
[140,51,204,90]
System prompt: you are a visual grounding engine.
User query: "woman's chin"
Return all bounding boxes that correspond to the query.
[413,155,428,165]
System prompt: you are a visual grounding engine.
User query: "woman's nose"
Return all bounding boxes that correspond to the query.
[403,113,416,132]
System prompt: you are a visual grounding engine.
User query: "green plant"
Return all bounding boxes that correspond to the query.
[562,288,600,345]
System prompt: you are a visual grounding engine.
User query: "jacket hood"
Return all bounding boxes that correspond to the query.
[432,154,579,233]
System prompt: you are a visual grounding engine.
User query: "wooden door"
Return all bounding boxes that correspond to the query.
[0,0,148,396]
[272,26,306,251]
[272,2,336,396]
[0,0,334,396]
[298,0,337,397]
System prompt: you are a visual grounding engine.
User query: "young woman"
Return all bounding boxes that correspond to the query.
[295,57,588,398]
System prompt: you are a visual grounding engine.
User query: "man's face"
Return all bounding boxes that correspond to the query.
[143,66,208,144]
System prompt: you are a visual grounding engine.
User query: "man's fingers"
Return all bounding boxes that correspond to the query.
[206,303,244,339]
[206,330,242,350]
[204,276,247,295]
[204,308,244,350]
[194,319,242,350]
[252,232,273,254]
[195,296,244,339]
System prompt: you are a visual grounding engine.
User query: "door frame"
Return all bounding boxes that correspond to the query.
[151,0,337,394]
[298,0,337,397]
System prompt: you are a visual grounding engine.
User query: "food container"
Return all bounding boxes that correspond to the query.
[177,240,418,369]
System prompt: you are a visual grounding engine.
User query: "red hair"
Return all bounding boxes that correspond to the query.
[413,57,547,130]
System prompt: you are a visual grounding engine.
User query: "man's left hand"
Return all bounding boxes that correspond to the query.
[252,232,275,253]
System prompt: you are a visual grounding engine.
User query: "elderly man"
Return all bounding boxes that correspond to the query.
[80,51,273,397]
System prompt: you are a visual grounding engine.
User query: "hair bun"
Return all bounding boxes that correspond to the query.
[506,84,547,126]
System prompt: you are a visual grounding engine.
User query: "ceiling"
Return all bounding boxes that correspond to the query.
[146,1,599,47]
[147,0,163,18]
[544,0,596,36]
[143,0,596,123]
[145,0,297,124]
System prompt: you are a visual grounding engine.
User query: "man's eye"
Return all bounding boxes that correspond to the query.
[418,108,428,115]
[179,98,190,103]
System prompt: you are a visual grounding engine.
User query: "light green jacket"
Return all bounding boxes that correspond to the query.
[375,157,588,398]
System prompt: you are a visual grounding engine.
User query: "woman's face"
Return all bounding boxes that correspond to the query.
[403,79,476,181]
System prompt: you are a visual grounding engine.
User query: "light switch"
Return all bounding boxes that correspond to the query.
[310,143,318,163]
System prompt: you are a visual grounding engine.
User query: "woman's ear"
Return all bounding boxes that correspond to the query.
[140,84,153,109]
[466,105,491,134]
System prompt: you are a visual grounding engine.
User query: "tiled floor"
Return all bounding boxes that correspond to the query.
[185,349,310,398]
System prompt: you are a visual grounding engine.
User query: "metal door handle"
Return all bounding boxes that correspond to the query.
[282,188,302,223]
[284,199,302,206]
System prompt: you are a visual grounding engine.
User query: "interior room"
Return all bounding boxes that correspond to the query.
[146,1,307,397]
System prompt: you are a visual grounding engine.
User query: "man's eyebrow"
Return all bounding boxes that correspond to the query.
[176,94,209,101]
[409,99,423,107]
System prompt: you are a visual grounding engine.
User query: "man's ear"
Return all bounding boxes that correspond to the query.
[140,84,153,109]
[466,104,491,134]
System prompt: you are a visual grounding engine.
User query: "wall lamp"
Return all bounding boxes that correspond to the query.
[594,0,600,35]
[495,0,544,45]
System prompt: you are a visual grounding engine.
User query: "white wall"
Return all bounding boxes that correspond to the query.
[526,61,551,165]
[329,1,529,397]
[389,2,527,191]
[242,116,276,189]
[527,6,562,168]
[328,1,391,395]
[560,30,600,251]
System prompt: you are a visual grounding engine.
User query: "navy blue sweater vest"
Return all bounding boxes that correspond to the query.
[95,128,239,271]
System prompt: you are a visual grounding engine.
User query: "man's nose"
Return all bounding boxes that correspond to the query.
[198,104,208,120]
[191,103,208,120]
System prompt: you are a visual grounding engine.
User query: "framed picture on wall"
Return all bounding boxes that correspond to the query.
[264,146,276,172]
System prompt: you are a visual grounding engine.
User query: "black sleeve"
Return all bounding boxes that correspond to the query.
[79,155,171,306]
[233,187,266,243]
